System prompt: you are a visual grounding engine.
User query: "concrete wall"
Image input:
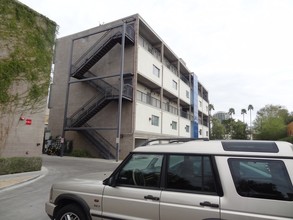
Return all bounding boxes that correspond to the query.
[1,105,46,157]
[48,16,137,158]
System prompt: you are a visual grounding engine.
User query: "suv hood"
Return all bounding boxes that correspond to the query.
[52,172,112,194]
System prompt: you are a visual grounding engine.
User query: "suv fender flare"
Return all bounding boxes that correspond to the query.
[54,193,92,220]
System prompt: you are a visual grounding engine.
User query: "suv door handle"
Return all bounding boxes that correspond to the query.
[144,195,160,201]
[200,201,219,208]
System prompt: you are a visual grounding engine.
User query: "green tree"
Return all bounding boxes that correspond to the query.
[210,118,225,140]
[248,104,254,139]
[241,109,247,123]
[254,105,288,140]
[222,118,234,139]
[286,112,293,124]
[231,120,248,139]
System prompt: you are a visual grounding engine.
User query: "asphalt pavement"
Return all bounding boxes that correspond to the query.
[0,155,119,191]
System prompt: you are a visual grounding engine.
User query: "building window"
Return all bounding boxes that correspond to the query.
[151,115,159,126]
[170,105,178,115]
[199,100,202,107]
[199,129,202,135]
[153,65,160,77]
[151,97,161,108]
[185,125,190,133]
[171,121,177,130]
[206,131,209,137]
[186,90,189,98]
[172,80,177,90]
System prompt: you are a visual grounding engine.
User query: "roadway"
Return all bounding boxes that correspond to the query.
[0,155,119,220]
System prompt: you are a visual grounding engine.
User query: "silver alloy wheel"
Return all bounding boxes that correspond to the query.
[61,212,80,220]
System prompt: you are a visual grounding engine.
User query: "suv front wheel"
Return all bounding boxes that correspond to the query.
[55,204,86,220]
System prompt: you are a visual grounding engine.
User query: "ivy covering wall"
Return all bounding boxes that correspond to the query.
[0,0,57,113]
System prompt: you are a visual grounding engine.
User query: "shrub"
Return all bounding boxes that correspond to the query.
[0,157,42,175]
[69,149,92,158]
[279,136,293,144]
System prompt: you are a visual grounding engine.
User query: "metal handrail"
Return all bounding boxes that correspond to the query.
[83,123,116,151]
[72,29,111,68]
[71,24,135,75]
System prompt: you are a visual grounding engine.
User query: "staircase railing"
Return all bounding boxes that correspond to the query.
[85,71,119,94]
[82,123,116,159]
[72,29,110,72]
[71,24,135,77]
[67,82,132,127]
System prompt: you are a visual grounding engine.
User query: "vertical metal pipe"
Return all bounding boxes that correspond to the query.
[61,39,74,156]
[116,23,126,161]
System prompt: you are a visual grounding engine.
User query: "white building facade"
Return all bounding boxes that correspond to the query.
[48,14,209,159]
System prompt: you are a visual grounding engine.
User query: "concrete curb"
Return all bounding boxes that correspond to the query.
[0,166,48,192]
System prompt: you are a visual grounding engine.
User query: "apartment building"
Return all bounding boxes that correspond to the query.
[48,14,209,160]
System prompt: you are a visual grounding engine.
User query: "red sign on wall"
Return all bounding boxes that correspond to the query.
[26,119,32,125]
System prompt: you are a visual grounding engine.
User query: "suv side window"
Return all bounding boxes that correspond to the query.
[116,153,163,188]
[229,158,293,201]
[166,155,217,193]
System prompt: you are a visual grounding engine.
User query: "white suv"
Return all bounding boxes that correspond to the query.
[45,139,293,220]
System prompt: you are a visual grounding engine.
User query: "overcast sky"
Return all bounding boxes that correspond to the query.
[19,0,293,122]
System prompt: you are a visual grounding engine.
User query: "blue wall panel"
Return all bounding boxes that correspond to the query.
[192,73,198,138]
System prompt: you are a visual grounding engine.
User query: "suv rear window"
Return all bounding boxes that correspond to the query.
[166,155,217,194]
[228,158,293,201]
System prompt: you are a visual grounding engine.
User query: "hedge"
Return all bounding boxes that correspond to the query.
[0,157,42,175]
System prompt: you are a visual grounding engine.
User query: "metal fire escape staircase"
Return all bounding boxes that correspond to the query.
[71,25,135,79]
[66,25,134,159]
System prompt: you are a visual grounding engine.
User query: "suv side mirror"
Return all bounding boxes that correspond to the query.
[103,176,116,187]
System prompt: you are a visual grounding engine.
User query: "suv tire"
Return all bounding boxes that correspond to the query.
[55,204,86,220]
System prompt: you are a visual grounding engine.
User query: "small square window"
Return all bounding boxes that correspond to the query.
[185,125,190,133]
[151,115,159,126]
[172,80,177,90]
[186,90,189,98]
[153,65,160,77]
[171,121,177,130]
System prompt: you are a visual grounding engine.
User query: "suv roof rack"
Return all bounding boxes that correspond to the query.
[140,138,209,146]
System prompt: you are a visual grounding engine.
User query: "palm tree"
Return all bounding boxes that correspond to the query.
[248,104,254,139]
[241,109,247,123]
[227,108,235,139]
[208,104,215,113]
[228,108,235,119]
